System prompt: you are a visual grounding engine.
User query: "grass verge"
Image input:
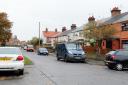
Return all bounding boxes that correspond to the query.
[86,52,105,61]
[24,56,33,65]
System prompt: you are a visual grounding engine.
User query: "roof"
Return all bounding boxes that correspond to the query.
[43,31,61,38]
[72,25,84,33]
[97,12,128,26]
[52,32,62,38]
[58,29,75,37]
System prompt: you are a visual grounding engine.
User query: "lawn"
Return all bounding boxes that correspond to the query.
[24,56,33,65]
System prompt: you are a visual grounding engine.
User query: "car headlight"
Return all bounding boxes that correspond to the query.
[82,51,85,55]
[68,51,73,54]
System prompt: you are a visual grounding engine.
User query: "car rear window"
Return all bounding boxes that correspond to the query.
[116,51,128,56]
[106,51,116,55]
[0,47,21,55]
[39,48,47,51]
[27,45,33,48]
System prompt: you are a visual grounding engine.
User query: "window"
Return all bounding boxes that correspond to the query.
[121,23,128,31]
[0,48,21,55]
[116,51,128,56]
[66,43,82,50]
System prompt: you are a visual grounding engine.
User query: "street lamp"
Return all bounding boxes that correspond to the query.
[39,22,41,48]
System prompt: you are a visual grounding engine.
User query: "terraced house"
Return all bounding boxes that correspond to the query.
[97,7,128,50]
[57,24,77,42]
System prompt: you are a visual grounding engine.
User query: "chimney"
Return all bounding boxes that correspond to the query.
[55,28,58,32]
[71,24,77,30]
[111,7,121,17]
[62,27,66,32]
[45,28,48,32]
[88,16,95,22]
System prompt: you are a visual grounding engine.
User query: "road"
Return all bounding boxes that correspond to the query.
[0,50,128,85]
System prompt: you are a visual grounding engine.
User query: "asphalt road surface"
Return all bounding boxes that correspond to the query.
[0,50,128,85]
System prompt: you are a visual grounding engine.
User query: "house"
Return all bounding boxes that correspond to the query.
[97,7,128,50]
[42,28,61,46]
[57,24,77,42]
[6,35,21,46]
[69,25,85,43]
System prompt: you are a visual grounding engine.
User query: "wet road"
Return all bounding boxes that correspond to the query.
[0,50,128,85]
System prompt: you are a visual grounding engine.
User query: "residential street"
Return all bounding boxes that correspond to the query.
[0,50,128,85]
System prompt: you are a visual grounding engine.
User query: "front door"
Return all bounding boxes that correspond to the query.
[112,39,120,50]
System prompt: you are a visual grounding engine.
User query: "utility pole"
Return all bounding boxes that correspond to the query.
[39,22,41,48]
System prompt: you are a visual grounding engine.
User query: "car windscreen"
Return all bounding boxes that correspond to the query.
[66,43,82,50]
[0,48,21,55]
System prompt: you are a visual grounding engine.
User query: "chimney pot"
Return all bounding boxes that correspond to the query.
[55,28,57,32]
[62,27,66,32]
[71,24,77,30]
[45,28,48,32]
[111,7,121,17]
[88,16,95,22]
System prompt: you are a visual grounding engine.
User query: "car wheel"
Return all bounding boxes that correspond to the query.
[115,63,123,71]
[57,57,60,61]
[56,54,59,60]
[64,56,68,62]
[19,69,24,75]
[15,69,24,76]
[81,60,86,63]
[107,65,114,70]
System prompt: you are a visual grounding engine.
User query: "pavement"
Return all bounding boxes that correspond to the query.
[50,53,105,66]
[87,59,105,66]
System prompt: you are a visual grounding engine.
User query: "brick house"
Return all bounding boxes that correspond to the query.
[97,7,128,50]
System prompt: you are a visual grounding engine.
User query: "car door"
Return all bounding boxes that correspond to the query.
[56,44,60,57]
[116,51,128,67]
[121,51,128,68]
[61,44,67,58]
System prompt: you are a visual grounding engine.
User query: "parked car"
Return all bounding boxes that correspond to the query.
[37,48,49,55]
[26,45,34,52]
[55,42,86,62]
[23,45,27,50]
[104,50,128,71]
[0,47,24,75]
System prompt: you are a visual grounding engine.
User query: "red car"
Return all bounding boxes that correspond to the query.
[26,45,34,52]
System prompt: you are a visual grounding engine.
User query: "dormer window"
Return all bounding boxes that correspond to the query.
[121,23,128,31]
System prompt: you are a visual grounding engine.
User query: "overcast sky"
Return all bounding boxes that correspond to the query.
[0,0,127,41]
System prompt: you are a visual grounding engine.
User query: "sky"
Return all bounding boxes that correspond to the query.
[0,0,127,41]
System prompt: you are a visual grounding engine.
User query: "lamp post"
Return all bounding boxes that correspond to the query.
[39,22,41,48]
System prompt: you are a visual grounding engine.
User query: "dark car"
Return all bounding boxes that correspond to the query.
[104,50,128,71]
[37,48,49,55]
[55,42,86,63]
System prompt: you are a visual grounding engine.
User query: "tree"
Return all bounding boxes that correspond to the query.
[83,22,117,47]
[83,21,117,57]
[0,12,12,45]
[83,21,97,45]
[30,37,42,47]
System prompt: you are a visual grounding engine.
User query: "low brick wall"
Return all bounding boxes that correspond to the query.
[83,46,96,53]
[83,46,110,55]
